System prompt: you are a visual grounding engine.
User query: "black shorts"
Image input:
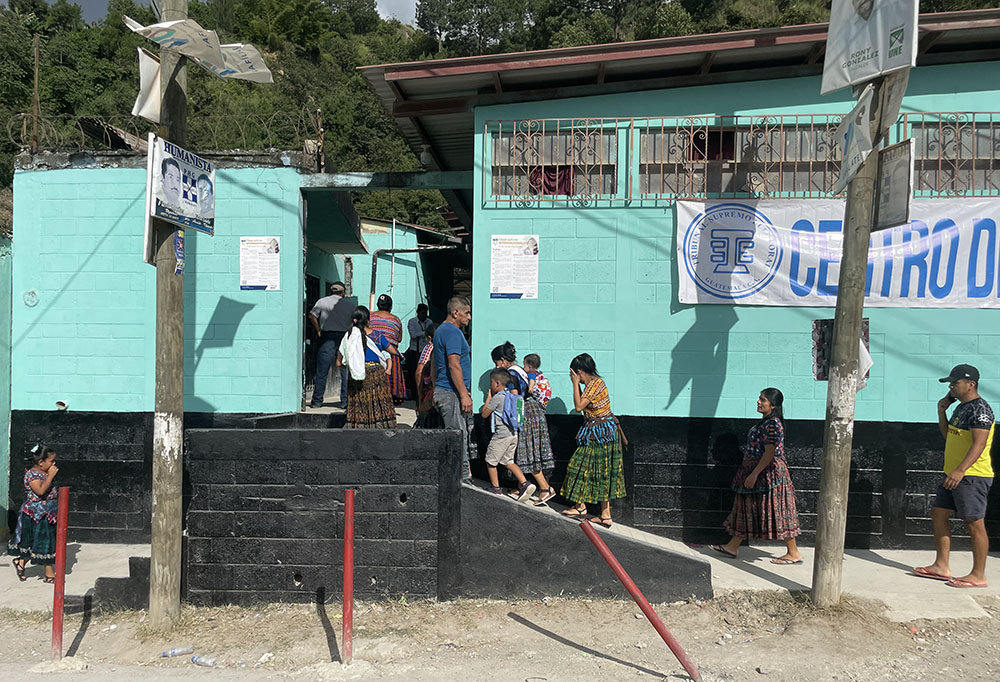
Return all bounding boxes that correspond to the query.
[933,476,993,520]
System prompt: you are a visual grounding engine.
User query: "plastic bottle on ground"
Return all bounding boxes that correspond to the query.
[161,646,194,657]
[191,656,216,667]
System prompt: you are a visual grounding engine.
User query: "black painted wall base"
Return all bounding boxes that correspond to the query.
[542,415,1000,551]
[184,428,462,605]
[9,411,154,543]
[10,409,997,553]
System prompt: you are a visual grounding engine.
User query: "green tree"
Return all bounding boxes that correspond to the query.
[640,1,698,40]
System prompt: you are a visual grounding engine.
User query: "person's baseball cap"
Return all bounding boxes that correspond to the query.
[329,282,346,293]
[939,364,980,383]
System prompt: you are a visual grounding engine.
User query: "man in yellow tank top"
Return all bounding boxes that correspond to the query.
[913,364,994,589]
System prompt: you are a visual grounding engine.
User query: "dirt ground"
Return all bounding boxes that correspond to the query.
[1,591,1000,681]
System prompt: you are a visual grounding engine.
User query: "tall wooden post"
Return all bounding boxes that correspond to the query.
[32,34,40,154]
[149,0,188,631]
[812,78,885,607]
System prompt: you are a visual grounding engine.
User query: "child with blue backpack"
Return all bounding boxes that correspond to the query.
[480,368,536,501]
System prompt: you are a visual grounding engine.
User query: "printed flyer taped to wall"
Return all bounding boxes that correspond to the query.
[677,199,1000,308]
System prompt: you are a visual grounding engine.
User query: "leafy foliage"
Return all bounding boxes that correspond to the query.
[0,0,995,234]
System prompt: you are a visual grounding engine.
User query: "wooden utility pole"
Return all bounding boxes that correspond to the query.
[32,34,39,154]
[812,77,886,607]
[149,0,188,631]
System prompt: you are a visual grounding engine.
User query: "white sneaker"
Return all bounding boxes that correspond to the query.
[515,482,537,502]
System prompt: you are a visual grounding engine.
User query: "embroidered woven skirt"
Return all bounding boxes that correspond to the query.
[386,354,407,401]
[723,456,801,540]
[560,435,625,504]
[517,398,554,474]
[346,363,397,429]
[7,512,57,566]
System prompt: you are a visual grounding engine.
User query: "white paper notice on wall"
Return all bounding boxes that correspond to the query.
[490,235,539,299]
[240,237,281,291]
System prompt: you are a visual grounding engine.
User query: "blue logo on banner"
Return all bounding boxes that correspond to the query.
[683,203,783,299]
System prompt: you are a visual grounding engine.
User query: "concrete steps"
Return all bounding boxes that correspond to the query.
[93,556,150,612]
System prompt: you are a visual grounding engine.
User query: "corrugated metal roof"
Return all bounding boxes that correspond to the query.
[359,9,1000,229]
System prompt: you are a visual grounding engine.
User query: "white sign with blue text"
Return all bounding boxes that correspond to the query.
[677,199,1000,308]
[490,235,539,299]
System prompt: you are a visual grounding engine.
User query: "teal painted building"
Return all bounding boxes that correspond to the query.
[361,13,1000,547]
[6,153,443,540]
[470,61,1000,423]
[360,14,1000,423]
[12,163,307,415]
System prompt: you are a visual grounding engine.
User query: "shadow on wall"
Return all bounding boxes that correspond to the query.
[192,296,257,370]
[186,295,256,413]
[669,298,739,542]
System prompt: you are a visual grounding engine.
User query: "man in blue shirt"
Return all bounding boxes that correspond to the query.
[433,296,473,480]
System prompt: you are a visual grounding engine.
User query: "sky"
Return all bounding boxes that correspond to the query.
[1,0,417,25]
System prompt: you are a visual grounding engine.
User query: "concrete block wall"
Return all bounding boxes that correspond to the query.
[471,62,1000,422]
[9,411,152,543]
[537,414,1000,550]
[11,166,304,415]
[184,429,462,605]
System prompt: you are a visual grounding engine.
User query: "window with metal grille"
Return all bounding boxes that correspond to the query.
[638,116,843,198]
[487,120,620,204]
[904,113,1000,196]
[484,113,1000,205]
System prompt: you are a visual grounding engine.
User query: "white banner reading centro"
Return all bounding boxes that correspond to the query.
[676,199,1000,308]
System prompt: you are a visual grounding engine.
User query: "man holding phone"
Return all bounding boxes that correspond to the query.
[913,364,994,588]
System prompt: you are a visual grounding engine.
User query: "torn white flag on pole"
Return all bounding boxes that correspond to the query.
[199,43,274,83]
[123,15,273,83]
[132,48,161,124]
[833,83,874,193]
[857,338,873,392]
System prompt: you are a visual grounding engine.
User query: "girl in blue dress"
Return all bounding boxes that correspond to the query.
[9,444,60,582]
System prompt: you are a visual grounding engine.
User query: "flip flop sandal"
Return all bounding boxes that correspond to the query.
[534,489,556,506]
[912,566,951,581]
[770,557,804,565]
[591,516,613,528]
[13,559,27,582]
[946,577,987,589]
[562,506,587,518]
[43,576,55,584]
[709,544,739,559]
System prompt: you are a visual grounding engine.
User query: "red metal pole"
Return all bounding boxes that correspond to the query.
[342,488,355,665]
[579,520,701,682]
[51,487,70,660]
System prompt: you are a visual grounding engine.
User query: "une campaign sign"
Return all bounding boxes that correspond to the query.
[821,0,917,94]
[677,199,1000,308]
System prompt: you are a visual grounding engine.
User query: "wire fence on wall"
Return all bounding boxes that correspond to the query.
[7,108,321,154]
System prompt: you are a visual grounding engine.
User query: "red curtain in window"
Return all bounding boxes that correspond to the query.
[528,167,574,195]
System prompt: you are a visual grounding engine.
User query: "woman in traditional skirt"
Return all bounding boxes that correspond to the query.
[491,342,556,504]
[337,305,398,429]
[710,387,802,564]
[561,353,626,527]
[414,324,443,429]
[369,294,407,404]
[8,444,59,582]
